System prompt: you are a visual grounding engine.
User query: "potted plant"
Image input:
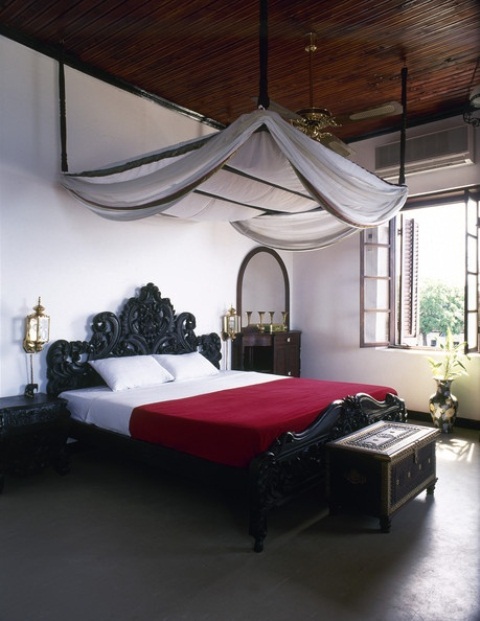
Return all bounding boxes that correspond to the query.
[427,328,469,433]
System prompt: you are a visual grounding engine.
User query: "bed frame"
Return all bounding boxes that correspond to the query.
[46,283,407,552]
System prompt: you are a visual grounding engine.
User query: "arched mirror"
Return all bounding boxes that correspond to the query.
[236,247,290,330]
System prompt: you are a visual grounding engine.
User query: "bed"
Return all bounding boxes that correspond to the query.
[46,283,407,552]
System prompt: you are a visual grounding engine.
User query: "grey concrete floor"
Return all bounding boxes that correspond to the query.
[0,426,478,621]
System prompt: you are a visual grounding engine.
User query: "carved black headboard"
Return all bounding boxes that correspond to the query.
[46,283,222,396]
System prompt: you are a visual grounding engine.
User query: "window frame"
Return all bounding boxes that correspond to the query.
[360,185,480,351]
[465,187,480,353]
[360,223,394,347]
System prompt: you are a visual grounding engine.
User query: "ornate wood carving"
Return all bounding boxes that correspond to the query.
[47,283,222,395]
[247,392,406,552]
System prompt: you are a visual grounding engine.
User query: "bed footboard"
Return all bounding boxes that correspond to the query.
[248,392,406,552]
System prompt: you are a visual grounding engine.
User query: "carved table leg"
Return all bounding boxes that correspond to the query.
[249,507,267,553]
[426,477,438,495]
[380,516,391,533]
[53,445,71,475]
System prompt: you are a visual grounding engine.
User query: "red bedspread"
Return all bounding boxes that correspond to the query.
[129,378,396,467]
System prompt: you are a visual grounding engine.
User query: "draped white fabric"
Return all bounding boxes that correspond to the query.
[61,109,408,250]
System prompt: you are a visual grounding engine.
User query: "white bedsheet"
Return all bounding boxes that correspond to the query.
[60,371,285,436]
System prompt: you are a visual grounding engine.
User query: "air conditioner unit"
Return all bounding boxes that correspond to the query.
[375,125,475,180]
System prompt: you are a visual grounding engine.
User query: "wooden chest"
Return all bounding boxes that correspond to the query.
[327,421,440,531]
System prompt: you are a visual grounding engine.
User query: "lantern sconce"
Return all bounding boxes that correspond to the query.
[222,305,241,341]
[221,305,241,371]
[23,297,50,397]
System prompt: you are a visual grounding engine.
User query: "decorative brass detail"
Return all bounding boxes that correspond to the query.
[292,108,341,131]
[23,297,50,353]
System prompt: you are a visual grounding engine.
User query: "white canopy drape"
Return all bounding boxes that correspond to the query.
[61,109,408,250]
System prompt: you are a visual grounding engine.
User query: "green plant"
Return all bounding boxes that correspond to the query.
[427,328,469,380]
[419,279,464,338]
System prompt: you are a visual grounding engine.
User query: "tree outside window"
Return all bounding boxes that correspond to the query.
[419,280,464,346]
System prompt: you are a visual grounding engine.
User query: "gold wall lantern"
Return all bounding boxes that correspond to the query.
[222,305,241,341]
[23,297,50,353]
[23,297,50,397]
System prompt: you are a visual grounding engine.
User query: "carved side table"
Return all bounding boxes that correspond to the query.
[0,393,70,492]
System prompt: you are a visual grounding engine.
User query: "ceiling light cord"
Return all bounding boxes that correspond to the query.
[305,32,317,109]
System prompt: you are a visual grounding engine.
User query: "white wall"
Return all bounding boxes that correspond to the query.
[293,116,480,422]
[0,36,294,394]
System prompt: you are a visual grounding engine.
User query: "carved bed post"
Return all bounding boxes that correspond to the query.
[248,400,345,552]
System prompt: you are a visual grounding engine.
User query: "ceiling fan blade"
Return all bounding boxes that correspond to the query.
[268,100,303,120]
[335,101,403,124]
[320,133,355,158]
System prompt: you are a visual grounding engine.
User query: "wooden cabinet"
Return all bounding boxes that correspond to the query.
[232,331,301,376]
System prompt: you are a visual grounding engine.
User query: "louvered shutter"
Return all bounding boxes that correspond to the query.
[400,217,419,342]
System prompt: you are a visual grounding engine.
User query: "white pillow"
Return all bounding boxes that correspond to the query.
[89,355,174,391]
[153,352,219,381]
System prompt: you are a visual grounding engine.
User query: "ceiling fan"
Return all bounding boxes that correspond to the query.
[267,33,403,158]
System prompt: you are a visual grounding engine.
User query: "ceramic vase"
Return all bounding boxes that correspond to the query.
[429,379,458,433]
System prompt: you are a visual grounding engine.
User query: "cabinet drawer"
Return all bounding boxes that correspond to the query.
[274,332,300,347]
[241,333,273,347]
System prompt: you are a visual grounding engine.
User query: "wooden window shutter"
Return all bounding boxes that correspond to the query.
[360,224,392,347]
[400,217,419,342]
[465,188,480,353]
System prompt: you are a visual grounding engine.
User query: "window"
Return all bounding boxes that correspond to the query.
[361,187,480,352]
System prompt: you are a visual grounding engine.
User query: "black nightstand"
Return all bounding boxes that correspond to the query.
[0,393,70,492]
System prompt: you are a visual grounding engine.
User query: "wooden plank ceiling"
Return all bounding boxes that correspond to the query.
[1,0,479,142]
